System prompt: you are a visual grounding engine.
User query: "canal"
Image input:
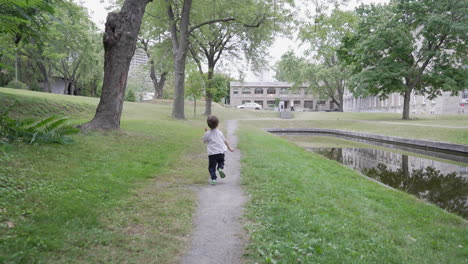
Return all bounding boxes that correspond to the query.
[280,134,468,219]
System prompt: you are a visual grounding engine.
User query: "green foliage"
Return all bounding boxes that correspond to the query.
[0,0,54,36]
[0,102,79,144]
[276,10,357,111]
[125,89,137,102]
[340,0,468,119]
[6,80,28,89]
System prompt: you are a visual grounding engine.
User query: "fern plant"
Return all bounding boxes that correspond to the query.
[0,102,80,145]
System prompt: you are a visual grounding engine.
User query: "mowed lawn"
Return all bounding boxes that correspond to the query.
[239,125,467,263]
[1,87,467,263]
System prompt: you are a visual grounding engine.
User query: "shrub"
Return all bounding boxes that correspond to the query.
[6,80,28,90]
[125,89,136,102]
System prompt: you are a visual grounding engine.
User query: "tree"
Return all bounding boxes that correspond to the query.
[137,7,173,99]
[80,0,152,130]
[185,63,205,116]
[275,10,357,111]
[340,0,468,119]
[138,37,172,99]
[0,0,55,79]
[48,1,100,95]
[189,0,294,116]
[160,0,294,119]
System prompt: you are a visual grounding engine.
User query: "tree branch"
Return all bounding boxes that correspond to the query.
[190,17,235,33]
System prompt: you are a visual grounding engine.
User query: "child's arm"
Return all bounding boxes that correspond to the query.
[224,140,235,152]
[202,129,210,143]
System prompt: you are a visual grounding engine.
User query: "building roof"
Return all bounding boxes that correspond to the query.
[230,81,306,88]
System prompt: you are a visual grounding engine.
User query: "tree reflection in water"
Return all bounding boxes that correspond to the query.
[310,148,468,219]
[363,163,468,219]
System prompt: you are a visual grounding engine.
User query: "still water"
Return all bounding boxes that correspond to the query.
[307,147,468,219]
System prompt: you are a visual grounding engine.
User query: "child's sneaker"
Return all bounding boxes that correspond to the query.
[218,168,226,178]
[210,180,217,185]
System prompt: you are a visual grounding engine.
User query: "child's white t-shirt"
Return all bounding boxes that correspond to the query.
[202,128,227,155]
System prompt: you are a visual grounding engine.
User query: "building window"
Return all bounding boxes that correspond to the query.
[254,88,263,94]
[267,100,275,107]
[304,100,313,109]
[233,88,238,95]
[242,88,251,94]
[293,100,301,106]
[254,100,263,106]
[319,100,326,105]
[267,88,276,94]
[242,100,251,104]
[279,88,288,94]
[462,89,468,99]
[422,96,426,105]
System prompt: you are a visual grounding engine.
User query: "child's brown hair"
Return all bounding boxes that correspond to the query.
[207,115,219,129]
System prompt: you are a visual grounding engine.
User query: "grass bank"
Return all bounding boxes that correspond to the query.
[0,88,210,263]
[239,126,467,263]
[246,118,468,145]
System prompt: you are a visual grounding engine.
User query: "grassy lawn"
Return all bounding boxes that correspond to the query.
[239,125,467,263]
[246,119,468,145]
[1,87,467,263]
[0,88,210,263]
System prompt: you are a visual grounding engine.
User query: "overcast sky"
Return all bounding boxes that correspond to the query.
[77,0,390,82]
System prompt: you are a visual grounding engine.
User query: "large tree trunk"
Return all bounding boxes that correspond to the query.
[80,0,151,130]
[402,87,412,120]
[169,0,192,119]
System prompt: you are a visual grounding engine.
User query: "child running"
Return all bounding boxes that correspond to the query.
[202,115,234,185]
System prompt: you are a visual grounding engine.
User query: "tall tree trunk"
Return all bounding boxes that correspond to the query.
[402,87,412,120]
[80,0,152,130]
[37,62,50,93]
[169,0,192,119]
[149,61,167,99]
[64,79,71,95]
[155,72,167,98]
[204,62,214,116]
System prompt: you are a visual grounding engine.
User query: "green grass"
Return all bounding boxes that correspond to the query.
[0,88,211,263]
[239,126,467,263]
[2,87,468,263]
[245,119,468,145]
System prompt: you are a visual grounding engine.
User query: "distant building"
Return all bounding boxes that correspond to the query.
[229,82,336,111]
[343,89,468,115]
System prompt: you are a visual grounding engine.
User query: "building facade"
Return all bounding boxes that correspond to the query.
[230,82,335,111]
[343,89,468,115]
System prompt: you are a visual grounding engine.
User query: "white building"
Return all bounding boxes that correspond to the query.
[230,82,336,111]
[343,90,468,115]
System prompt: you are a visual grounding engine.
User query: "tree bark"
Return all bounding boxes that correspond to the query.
[204,61,214,116]
[149,60,167,99]
[402,87,412,120]
[80,0,152,130]
[169,0,192,119]
[36,62,51,93]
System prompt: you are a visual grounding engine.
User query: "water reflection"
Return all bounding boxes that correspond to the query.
[308,148,468,219]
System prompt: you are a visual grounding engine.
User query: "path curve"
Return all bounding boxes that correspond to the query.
[182,120,247,264]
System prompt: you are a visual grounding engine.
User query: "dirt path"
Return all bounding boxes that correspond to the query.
[181,120,247,264]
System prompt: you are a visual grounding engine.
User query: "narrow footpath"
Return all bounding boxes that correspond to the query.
[182,120,247,264]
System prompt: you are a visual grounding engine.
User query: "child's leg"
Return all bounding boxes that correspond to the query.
[216,153,225,170]
[208,155,217,180]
